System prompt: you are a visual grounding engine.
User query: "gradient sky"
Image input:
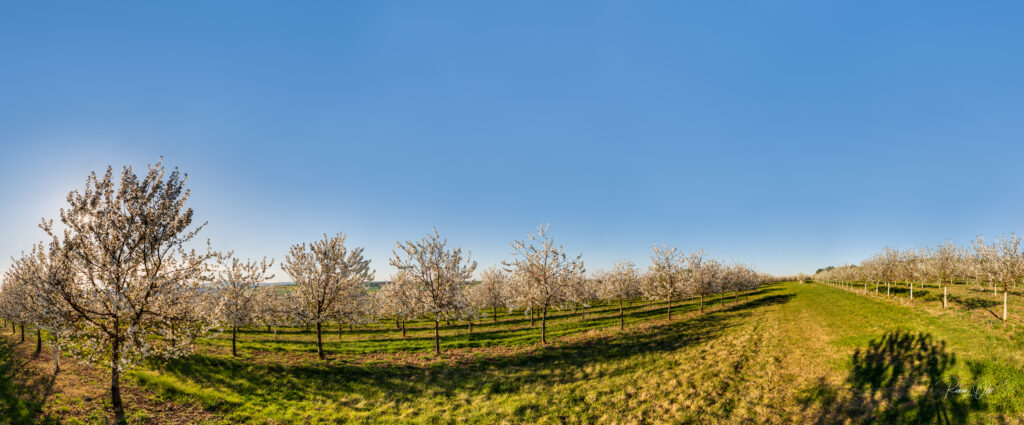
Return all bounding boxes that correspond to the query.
[3,1,1024,281]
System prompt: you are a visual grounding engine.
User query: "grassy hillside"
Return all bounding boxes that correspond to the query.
[3,282,1023,424]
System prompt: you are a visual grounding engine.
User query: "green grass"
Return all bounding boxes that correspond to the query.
[0,337,65,425]
[797,282,1024,423]
[8,282,1024,423]
[199,299,699,356]
[130,282,1024,424]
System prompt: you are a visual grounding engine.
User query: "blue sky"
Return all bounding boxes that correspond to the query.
[2,1,1024,280]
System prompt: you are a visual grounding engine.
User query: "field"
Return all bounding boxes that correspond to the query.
[3,281,1024,424]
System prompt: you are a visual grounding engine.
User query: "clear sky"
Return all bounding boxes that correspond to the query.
[2,1,1024,281]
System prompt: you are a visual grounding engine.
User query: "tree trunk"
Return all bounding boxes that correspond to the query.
[1004,290,1008,322]
[541,306,548,344]
[667,299,672,320]
[700,295,704,314]
[53,344,60,373]
[530,309,535,326]
[20,324,24,343]
[433,315,440,355]
[36,328,42,355]
[619,299,624,330]
[468,319,473,334]
[910,283,914,302]
[396,317,401,330]
[316,322,324,360]
[943,286,947,309]
[887,282,890,296]
[493,304,498,322]
[339,322,344,338]
[267,325,271,333]
[402,319,407,338]
[111,338,126,425]
[232,326,238,357]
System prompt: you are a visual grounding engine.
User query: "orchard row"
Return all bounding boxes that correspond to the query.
[0,160,785,424]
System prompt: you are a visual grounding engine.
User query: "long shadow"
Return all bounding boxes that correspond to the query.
[887,287,912,296]
[948,295,1000,311]
[718,293,795,314]
[213,294,755,355]
[221,301,654,341]
[802,331,984,424]
[151,314,738,408]
[0,339,59,425]
[228,297,700,339]
[217,302,694,350]
[964,286,1021,297]
[230,288,784,342]
[144,285,795,415]
[219,288,788,355]
[199,297,731,356]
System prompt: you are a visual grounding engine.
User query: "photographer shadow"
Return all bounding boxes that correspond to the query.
[802,331,984,424]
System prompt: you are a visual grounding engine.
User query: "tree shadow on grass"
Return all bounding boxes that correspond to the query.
[216,302,714,355]
[232,299,678,339]
[718,293,795,314]
[887,286,911,296]
[143,286,796,417]
[948,295,1000,311]
[0,339,59,425]
[947,295,1005,320]
[801,331,985,425]
[216,292,778,356]
[229,287,787,345]
[150,313,741,408]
